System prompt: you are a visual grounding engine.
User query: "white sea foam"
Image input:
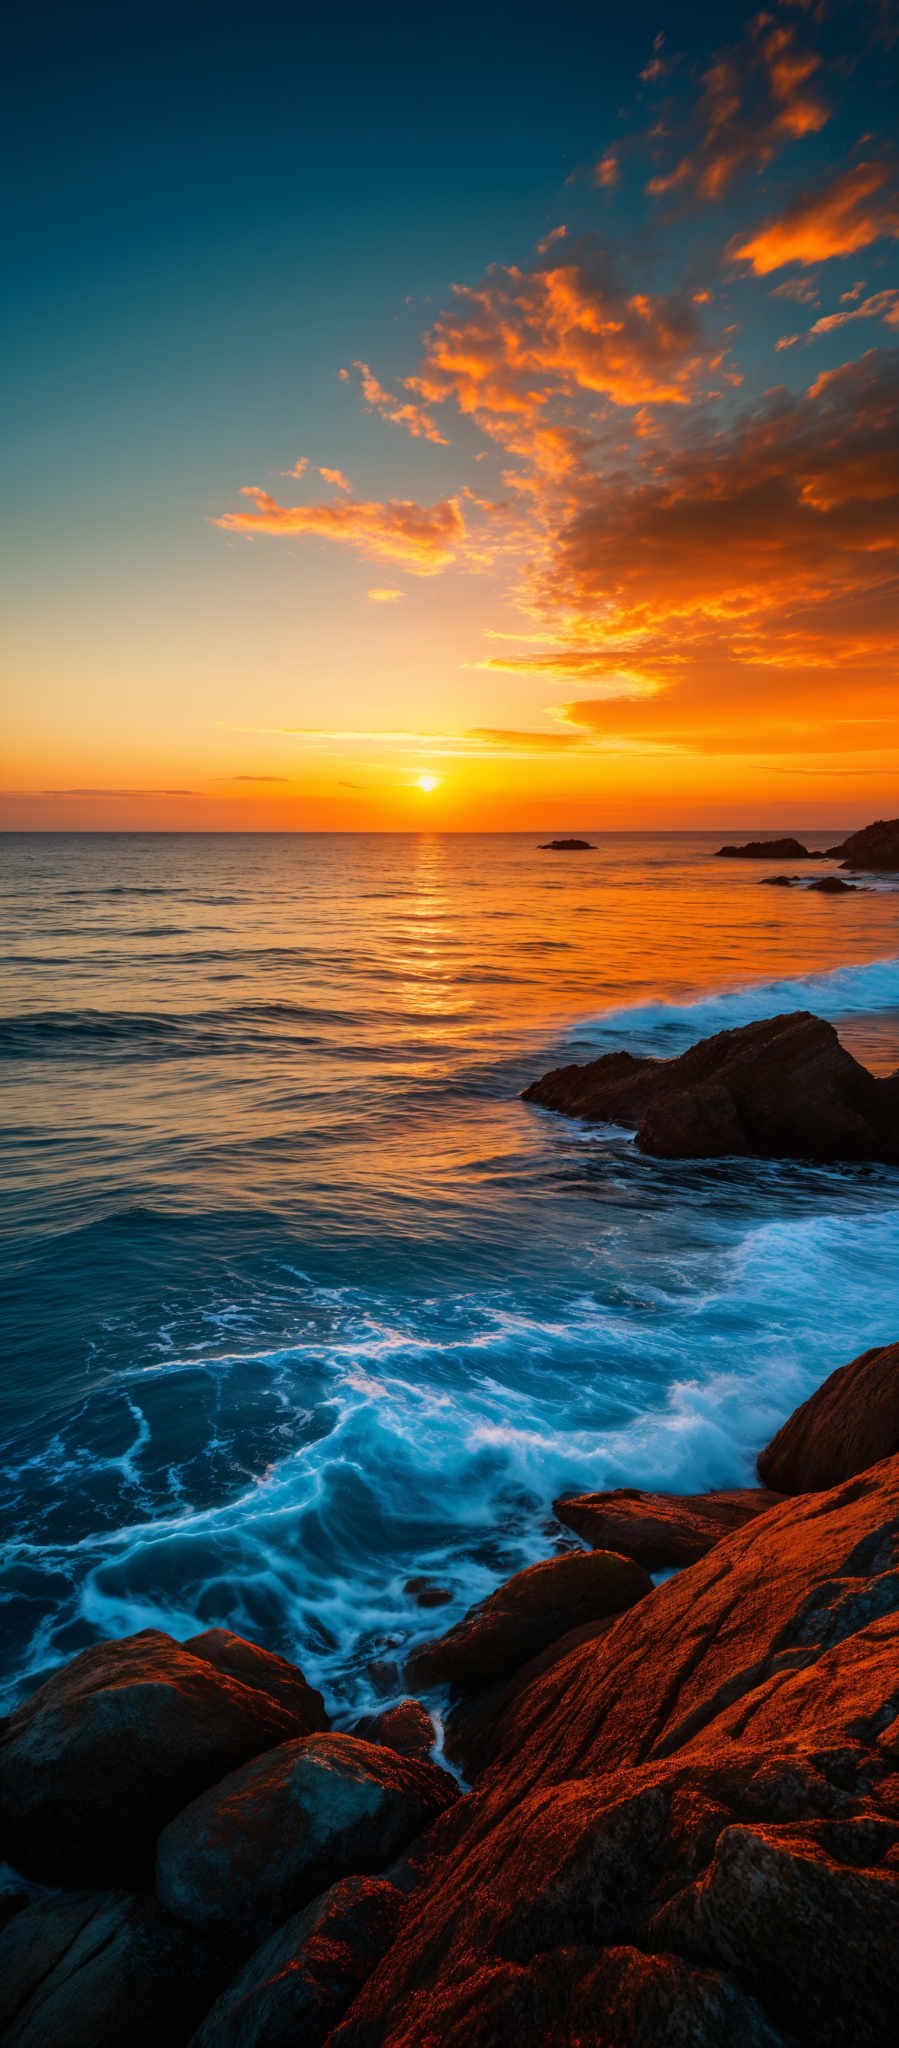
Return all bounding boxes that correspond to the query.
[579,953,899,1045]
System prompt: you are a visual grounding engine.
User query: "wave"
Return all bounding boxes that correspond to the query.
[579,954,899,1049]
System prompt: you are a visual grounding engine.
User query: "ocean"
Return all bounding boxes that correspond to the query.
[1,829,898,1717]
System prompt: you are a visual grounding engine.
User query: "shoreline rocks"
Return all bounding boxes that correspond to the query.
[522,1009,899,1162]
[826,816,899,872]
[716,836,823,859]
[2,1335,898,2043]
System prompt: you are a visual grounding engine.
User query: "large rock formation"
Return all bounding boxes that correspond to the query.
[758,1341,899,1493]
[156,1734,458,1942]
[0,1629,328,1888]
[553,1486,783,1569]
[522,1010,899,1162]
[188,1875,405,2048]
[328,1454,899,2047]
[405,1548,651,1692]
[827,817,899,871]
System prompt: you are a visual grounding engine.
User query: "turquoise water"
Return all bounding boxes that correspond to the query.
[1,830,897,1713]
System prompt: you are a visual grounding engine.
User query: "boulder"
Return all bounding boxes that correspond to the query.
[539,838,595,850]
[553,1487,783,1569]
[758,1341,899,1493]
[350,1700,436,1761]
[522,1009,899,1163]
[807,875,860,893]
[188,1876,404,2048]
[404,1548,651,1692]
[156,1734,458,1942]
[0,1630,328,1888]
[827,817,899,871]
[716,837,813,858]
[185,1629,329,1725]
[403,1578,452,1610]
[0,1889,230,2048]
[760,874,796,885]
[326,1455,899,2047]
[443,1620,615,1781]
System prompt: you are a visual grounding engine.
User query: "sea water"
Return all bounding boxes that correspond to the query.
[1,830,897,1713]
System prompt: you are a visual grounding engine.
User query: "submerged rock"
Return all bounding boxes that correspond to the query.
[188,1875,404,2048]
[155,1733,458,1943]
[329,1453,899,2048]
[0,1629,328,1888]
[827,816,899,871]
[758,1340,899,1494]
[404,1548,651,1692]
[553,1486,782,1570]
[522,1009,899,1162]
[760,873,797,885]
[0,1889,229,2048]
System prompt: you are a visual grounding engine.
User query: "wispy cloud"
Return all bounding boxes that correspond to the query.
[214,487,466,572]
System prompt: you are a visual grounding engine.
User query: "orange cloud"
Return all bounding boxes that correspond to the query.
[368,587,404,601]
[646,15,828,202]
[731,161,899,274]
[809,288,899,336]
[353,361,449,444]
[214,487,465,573]
[319,466,353,491]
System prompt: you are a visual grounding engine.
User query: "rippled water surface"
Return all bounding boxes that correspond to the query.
[1,830,897,1712]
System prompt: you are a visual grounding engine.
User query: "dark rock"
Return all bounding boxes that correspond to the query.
[403,1577,452,1609]
[807,875,860,893]
[350,1701,435,1761]
[0,1889,230,2048]
[522,1009,899,1162]
[760,873,796,886]
[443,1620,615,1781]
[553,1486,783,1569]
[758,1341,899,1493]
[405,1548,650,1692]
[188,1875,404,2048]
[326,1455,899,2047]
[155,1733,458,1943]
[0,1629,328,1889]
[716,837,812,858]
[539,838,596,850]
[185,1630,329,1727]
[827,817,899,872]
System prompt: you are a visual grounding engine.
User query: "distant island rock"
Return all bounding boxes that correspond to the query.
[761,874,862,892]
[826,816,899,871]
[539,838,596,850]
[716,836,823,859]
[521,1010,899,1161]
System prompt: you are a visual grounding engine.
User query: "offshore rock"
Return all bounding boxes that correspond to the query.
[758,1341,899,1494]
[807,875,860,893]
[828,817,899,871]
[716,836,817,858]
[0,1629,328,1888]
[156,1733,458,1943]
[553,1486,783,1570]
[328,1455,899,2048]
[404,1548,651,1692]
[0,1889,230,2048]
[539,838,596,849]
[522,1010,899,1162]
[189,1875,404,2048]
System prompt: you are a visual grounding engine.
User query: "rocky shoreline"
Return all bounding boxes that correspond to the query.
[2,1340,899,2045]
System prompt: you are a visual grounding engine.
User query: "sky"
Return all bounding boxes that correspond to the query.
[3,0,898,830]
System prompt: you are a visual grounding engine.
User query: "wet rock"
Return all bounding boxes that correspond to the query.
[808,875,860,893]
[539,838,595,850]
[0,1630,328,1888]
[760,873,796,885]
[403,1577,452,1609]
[156,1733,458,1943]
[522,1009,899,1163]
[188,1875,404,2048]
[443,1619,615,1781]
[827,816,899,871]
[350,1700,435,1761]
[327,1455,899,2046]
[553,1486,783,1570]
[716,836,813,858]
[185,1630,329,1727]
[0,1888,230,2048]
[405,1548,651,1692]
[758,1340,899,1493]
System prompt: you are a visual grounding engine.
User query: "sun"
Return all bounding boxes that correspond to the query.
[416,775,439,793]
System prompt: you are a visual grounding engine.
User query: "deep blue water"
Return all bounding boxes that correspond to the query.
[1,831,898,1715]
